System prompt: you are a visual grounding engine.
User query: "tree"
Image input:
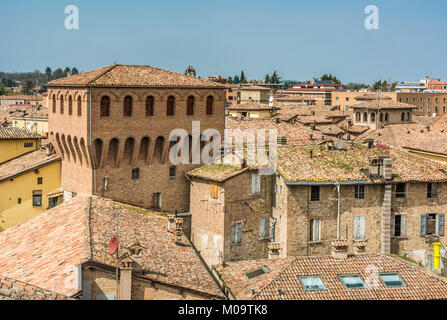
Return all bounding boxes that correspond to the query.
[53,68,64,79]
[0,84,6,95]
[64,67,71,77]
[227,76,233,84]
[346,82,368,90]
[184,65,196,77]
[22,80,33,94]
[71,67,79,75]
[233,75,240,84]
[240,71,247,84]
[271,71,281,84]
[264,74,271,84]
[319,73,340,84]
[45,67,53,81]
[373,80,382,91]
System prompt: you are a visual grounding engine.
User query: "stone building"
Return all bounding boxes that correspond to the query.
[238,85,270,104]
[47,64,226,212]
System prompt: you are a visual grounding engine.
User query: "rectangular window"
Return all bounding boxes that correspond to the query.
[427,183,438,198]
[340,275,365,289]
[231,222,243,245]
[18,198,21,204]
[251,173,261,195]
[169,166,176,177]
[245,266,270,280]
[32,190,42,207]
[259,217,270,240]
[309,219,321,242]
[379,273,406,287]
[37,177,43,185]
[392,214,407,237]
[300,276,326,291]
[354,185,365,199]
[210,182,218,199]
[395,183,406,198]
[310,186,320,202]
[152,192,162,209]
[132,168,140,180]
[24,142,33,148]
[353,216,366,240]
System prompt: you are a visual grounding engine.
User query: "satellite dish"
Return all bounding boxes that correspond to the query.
[336,139,344,150]
[108,236,119,255]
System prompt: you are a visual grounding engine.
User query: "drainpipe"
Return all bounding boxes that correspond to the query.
[88,87,97,194]
[337,182,341,240]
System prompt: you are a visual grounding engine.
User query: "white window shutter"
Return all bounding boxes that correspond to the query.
[360,216,366,239]
[401,214,407,237]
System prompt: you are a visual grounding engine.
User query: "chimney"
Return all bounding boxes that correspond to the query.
[331,240,348,259]
[275,117,280,124]
[118,254,134,300]
[128,242,145,273]
[381,157,393,254]
[353,240,367,255]
[174,217,184,244]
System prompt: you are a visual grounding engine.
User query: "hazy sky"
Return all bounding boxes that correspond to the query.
[1,0,446,84]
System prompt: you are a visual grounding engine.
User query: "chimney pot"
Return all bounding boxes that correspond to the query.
[331,240,348,259]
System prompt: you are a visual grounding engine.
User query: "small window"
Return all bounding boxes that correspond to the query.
[354,185,365,199]
[395,183,406,198]
[152,192,162,209]
[77,96,82,116]
[167,96,175,116]
[251,173,261,195]
[427,183,438,199]
[309,218,321,242]
[32,190,42,207]
[37,177,43,185]
[169,166,176,177]
[132,168,140,180]
[231,222,243,245]
[379,273,405,287]
[186,96,194,115]
[259,217,270,239]
[24,142,33,148]
[245,266,270,280]
[300,276,326,291]
[18,198,21,204]
[100,96,110,117]
[206,96,214,115]
[210,182,218,199]
[310,186,320,201]
[123,96,133,117]
[340,275,365,289]
[146,96,154,117]
[392,214,407,237]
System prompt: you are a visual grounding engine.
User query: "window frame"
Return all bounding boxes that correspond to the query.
[427,182,438,199]
[395,183,406,198]
[309,218,321,242]
[231,221,243,245]
[32,190,42,207]
[310,185,320,202]
[339,275,366,289]
[299,276,326,291]
[354,185,365,199]
[251,172,261,195]
[379,272,406,288]
[131,168,140,180]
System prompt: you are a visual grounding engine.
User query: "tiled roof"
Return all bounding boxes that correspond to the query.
[354,94,393,101]
[0,148,60,181]
[276,144,447,183]
[228,103,275,110]
[0,95,43,101]
[0,104,48,123]
[239,85,270,91]
[187,163,248,182]
[48,64,226,88]
[352,100,417,110]
[0,127,42,140]
[216,255,447,300]
[0,196,223,298]
[0,275,71,300]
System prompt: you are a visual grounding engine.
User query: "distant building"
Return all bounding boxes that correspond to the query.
[238,85,271,104]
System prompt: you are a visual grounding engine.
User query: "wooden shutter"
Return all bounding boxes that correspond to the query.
[420,214,427,236]
[237,223,242,243]
[391,215,395,237]
[359,216,366,239]
[438,213,445,236]
[259,217,269,239]
[252,173,260,195]
[401,214,407,237]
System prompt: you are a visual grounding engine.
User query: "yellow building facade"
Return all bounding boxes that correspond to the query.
[11,116,49,137]
[0,138,41,163]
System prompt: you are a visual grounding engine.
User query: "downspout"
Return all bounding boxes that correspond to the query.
[88,87,97,194]
[337,182,341,240]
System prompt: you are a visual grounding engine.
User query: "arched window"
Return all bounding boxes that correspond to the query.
[356,112,361,122]
[401,112,405,121]
[371,112,376,122]
[100,96,110,117]
[77,96,82,116]
[206,96,214,115]
[52,95,56,113]
[123,96,133,117]
[167,96,175,116]
[187,96,194,115]
[380,113,383,122]
[60,96,64,114]
[68,96,73,115]
[363,112,368,122]
[385,113,389,122]
[146,96,154,117]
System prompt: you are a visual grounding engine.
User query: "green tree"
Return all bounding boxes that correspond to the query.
[319,73,340,84]
[0,84,6,95]
[240,71,247,83]
[71,67,79,75]
[184,65,196,77]
[373,80,382,91]
[45,67,53,81]
[233,75,240,84]
[53,68,64,79]
[227,76,233,84]
[264,74,271,83]
[23,80,33,94]
[271,71,281,84]
[64,67,71,77]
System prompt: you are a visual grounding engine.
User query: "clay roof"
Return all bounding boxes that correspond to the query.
[187,164,248,182]
[0,127,42,140]
[0,148,59,180]
[276,144,447,183]
[216,255,447,300]
[352,100,417,110]
[0,196,223,298]
[0,95,43,101]
[48,64,226,88]
[227,103,275,110]
[239,85,270,91]
[0,275,71,300]
[354,94,393,101]
[0,104,48,123]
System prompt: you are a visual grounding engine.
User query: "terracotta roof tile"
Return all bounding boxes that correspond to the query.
[0,127,42,140]
[352,100,418,110]
[48,65,226,88]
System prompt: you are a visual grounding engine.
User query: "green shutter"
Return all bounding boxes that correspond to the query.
[438,214,445,236]
[420,214,427,236]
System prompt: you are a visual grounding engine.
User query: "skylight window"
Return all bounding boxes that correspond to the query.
[379,273,406,287]
[245,266,270,280]
[300,276,326,291]
[340,275,365,289]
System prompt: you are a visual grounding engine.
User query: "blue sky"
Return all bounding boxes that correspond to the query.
[1,0,446,84]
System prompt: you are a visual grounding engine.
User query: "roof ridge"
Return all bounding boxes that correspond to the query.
[87,64,117,85]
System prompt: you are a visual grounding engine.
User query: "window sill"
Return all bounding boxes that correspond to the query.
[308,241,323,245]
[392,236,408,240]
[259,237,271,242]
